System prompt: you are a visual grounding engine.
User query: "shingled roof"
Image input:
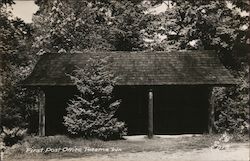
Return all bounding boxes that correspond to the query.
[22,51,236,86]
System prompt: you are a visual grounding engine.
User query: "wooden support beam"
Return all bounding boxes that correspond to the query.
[0,55,4,129]
[148,89,153,139]
[38,90,46,137]
[208,88,215,134]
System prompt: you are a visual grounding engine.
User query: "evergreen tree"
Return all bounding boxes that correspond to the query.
[63,57,127,140]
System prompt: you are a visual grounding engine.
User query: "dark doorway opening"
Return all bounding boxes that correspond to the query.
[154,86,209,134]
[115,86,148,135]
[115,86,209,135]
[45,86,77,135]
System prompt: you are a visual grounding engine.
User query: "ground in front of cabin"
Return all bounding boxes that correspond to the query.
[4,134,249,161]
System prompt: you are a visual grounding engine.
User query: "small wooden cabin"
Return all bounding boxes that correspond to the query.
[22,51,235,137]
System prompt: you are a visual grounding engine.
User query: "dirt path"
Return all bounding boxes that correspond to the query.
[47,143,249,161]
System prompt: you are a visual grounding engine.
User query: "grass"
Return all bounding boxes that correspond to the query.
[4,134,249,161]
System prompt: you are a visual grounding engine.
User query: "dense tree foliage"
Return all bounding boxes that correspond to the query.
[146,1,249,64]
[0,1,38,135]
[33,0,153,53]
[213,66,249,135]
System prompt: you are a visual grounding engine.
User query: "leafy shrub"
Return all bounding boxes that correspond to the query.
[214,65,249,135]
[0,127,27,146]
[0,87,39,134]
[63,57,127,140]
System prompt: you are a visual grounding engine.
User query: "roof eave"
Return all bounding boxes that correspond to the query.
[21,82,238,87]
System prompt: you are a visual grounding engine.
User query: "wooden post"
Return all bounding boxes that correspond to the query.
[148,89,153,139]
[38,90,46,136]
[208,88,215,134]
[0,54,4,129]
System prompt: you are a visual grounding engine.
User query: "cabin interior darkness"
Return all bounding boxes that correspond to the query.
[44,86,77,135]
[43,86,209,136]
[115,86,209,135]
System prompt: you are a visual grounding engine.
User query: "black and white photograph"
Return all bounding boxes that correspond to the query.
[0,0,249,161]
